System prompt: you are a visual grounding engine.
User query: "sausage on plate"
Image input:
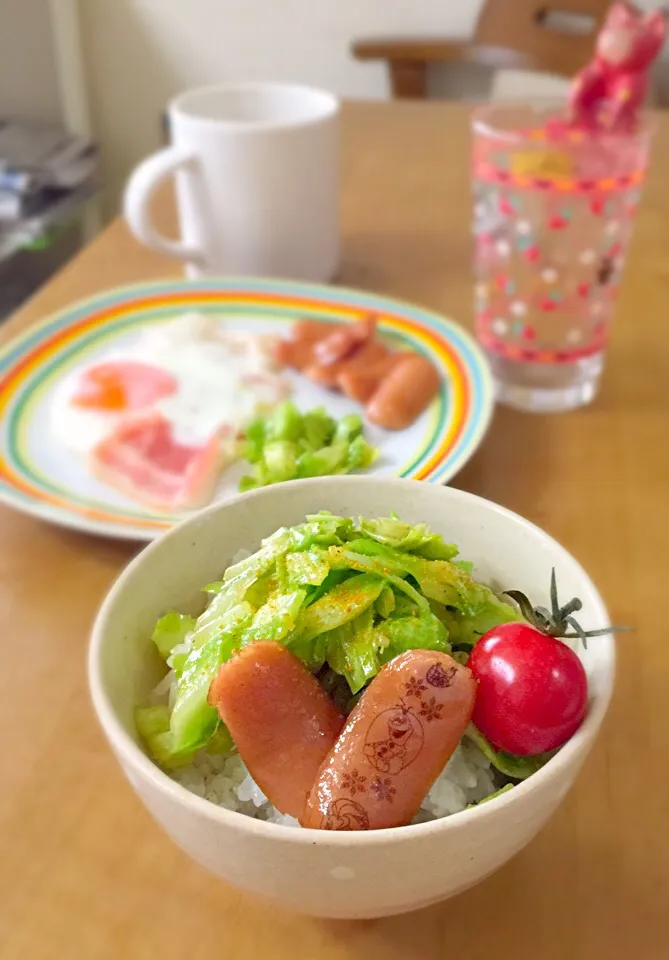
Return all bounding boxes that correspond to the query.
[313,315,377,366]
[275,320,337,370]
[208,641,345,818]
[305,339,390,389]
[365,355,440,430]
[301,651,476,830]
[337,351,411,403]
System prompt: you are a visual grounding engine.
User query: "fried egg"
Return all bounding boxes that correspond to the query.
[50,313,291,507]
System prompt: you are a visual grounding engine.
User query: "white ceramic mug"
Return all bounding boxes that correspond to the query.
[124,83,340,281]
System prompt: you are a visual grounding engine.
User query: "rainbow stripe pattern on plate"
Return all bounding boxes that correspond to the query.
[0,279,493,540]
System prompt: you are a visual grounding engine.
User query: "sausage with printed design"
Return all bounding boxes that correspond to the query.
[301,650,476,830]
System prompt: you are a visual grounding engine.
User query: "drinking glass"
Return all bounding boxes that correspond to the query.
[471,101,654,412]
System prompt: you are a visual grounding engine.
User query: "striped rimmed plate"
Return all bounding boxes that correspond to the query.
[0,279,494,541]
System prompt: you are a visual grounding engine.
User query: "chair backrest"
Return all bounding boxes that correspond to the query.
[475,0,611,76]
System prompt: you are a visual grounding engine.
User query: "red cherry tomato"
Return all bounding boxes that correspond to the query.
[468,622,588,755]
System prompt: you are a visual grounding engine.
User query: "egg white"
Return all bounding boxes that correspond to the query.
[50,313,290,456]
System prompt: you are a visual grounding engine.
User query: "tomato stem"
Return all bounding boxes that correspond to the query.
[503,567,628,648]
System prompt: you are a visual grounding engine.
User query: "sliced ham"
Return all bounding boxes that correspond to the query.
[90,412,224,512]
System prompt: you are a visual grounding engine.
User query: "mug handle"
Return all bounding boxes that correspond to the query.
[123,146,207,268]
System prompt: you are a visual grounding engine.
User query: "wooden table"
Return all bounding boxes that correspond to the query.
[2,101,667,959]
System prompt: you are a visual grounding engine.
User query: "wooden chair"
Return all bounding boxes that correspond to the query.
[352,0,612,99]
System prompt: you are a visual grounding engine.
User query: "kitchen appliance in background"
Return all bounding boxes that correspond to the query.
[0,118,100,319]
[0,118,98,219]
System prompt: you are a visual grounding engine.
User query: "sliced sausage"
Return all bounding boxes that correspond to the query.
[337,351,411,403]
[275,320,336,370]
[301,651,476,830]
[365,355,440,430]
[208,641,344,818]
[275,338,318,370]
[293,319,336,342]
[313,315,377,366]
[304,339,389,389]
[337,340,395,377]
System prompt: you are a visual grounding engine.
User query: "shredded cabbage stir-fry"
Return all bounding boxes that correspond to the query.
[239,402,378,491]
[137,512,550,779]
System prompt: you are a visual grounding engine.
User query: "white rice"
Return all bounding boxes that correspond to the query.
[170,735,496,826]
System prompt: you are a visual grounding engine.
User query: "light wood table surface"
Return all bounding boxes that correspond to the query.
[2,101,668,959]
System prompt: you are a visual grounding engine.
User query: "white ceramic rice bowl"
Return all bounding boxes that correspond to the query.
[88,477,615,918]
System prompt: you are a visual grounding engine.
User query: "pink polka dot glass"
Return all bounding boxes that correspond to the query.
[471,101,654,412]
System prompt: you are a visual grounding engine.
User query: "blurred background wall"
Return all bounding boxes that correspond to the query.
[2,0,666,211]
[80,0,487,205]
